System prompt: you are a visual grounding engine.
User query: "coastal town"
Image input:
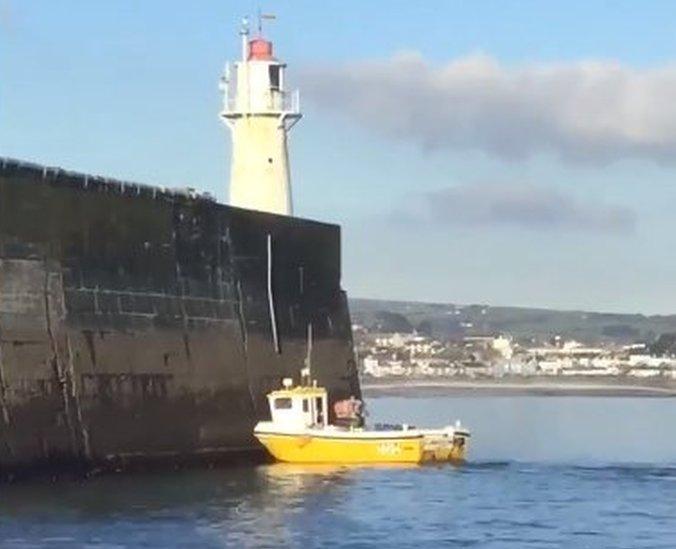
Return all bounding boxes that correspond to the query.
[354,325,676,383]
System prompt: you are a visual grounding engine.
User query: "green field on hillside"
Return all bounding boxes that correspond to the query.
[349,298,676,345]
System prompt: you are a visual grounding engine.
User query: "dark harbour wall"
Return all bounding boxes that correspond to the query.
[0,158,360,477]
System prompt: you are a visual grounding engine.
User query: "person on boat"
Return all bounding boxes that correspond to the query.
[333,396,365,428]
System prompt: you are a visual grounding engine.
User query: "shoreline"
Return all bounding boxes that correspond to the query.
[361,379,676,398]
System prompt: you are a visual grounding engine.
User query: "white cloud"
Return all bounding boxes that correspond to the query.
[396,182,636,235]
[299,53,676,164]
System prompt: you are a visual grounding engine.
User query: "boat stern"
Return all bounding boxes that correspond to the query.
[420,424,471,463]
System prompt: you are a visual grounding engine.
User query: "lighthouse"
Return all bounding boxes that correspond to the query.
[220,18,302,216]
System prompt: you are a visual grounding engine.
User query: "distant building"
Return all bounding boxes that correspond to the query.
[491,335,514,360]
[356,322,676,383]
[627,366,663,378]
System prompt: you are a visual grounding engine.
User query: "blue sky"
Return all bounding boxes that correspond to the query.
[3,1,676,314]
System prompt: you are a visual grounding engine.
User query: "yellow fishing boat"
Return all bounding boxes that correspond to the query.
[254,378,470,464]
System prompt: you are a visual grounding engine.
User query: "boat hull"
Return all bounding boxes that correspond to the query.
[255,432,425,464]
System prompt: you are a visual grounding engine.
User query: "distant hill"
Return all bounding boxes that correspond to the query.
[349,298,676,344]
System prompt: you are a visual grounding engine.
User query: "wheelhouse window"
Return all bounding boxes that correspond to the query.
[274,397,292,409]
[316,397,324,423]
[302,399,309,412]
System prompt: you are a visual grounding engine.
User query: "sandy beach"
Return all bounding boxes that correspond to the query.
[361,378,676,397]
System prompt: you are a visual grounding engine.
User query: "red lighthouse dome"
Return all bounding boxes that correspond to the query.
[248,38,273,60]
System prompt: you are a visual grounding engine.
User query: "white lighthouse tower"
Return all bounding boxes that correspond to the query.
[220,18,301,216]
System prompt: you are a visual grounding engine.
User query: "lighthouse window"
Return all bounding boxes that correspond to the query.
[269,65,280,90]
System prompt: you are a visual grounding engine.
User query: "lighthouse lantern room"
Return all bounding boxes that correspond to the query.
[220,17,301,216]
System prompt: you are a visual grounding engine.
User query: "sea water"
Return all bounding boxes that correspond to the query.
[0,396,675,548]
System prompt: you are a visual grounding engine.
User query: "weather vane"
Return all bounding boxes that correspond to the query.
[257,8,276,36]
